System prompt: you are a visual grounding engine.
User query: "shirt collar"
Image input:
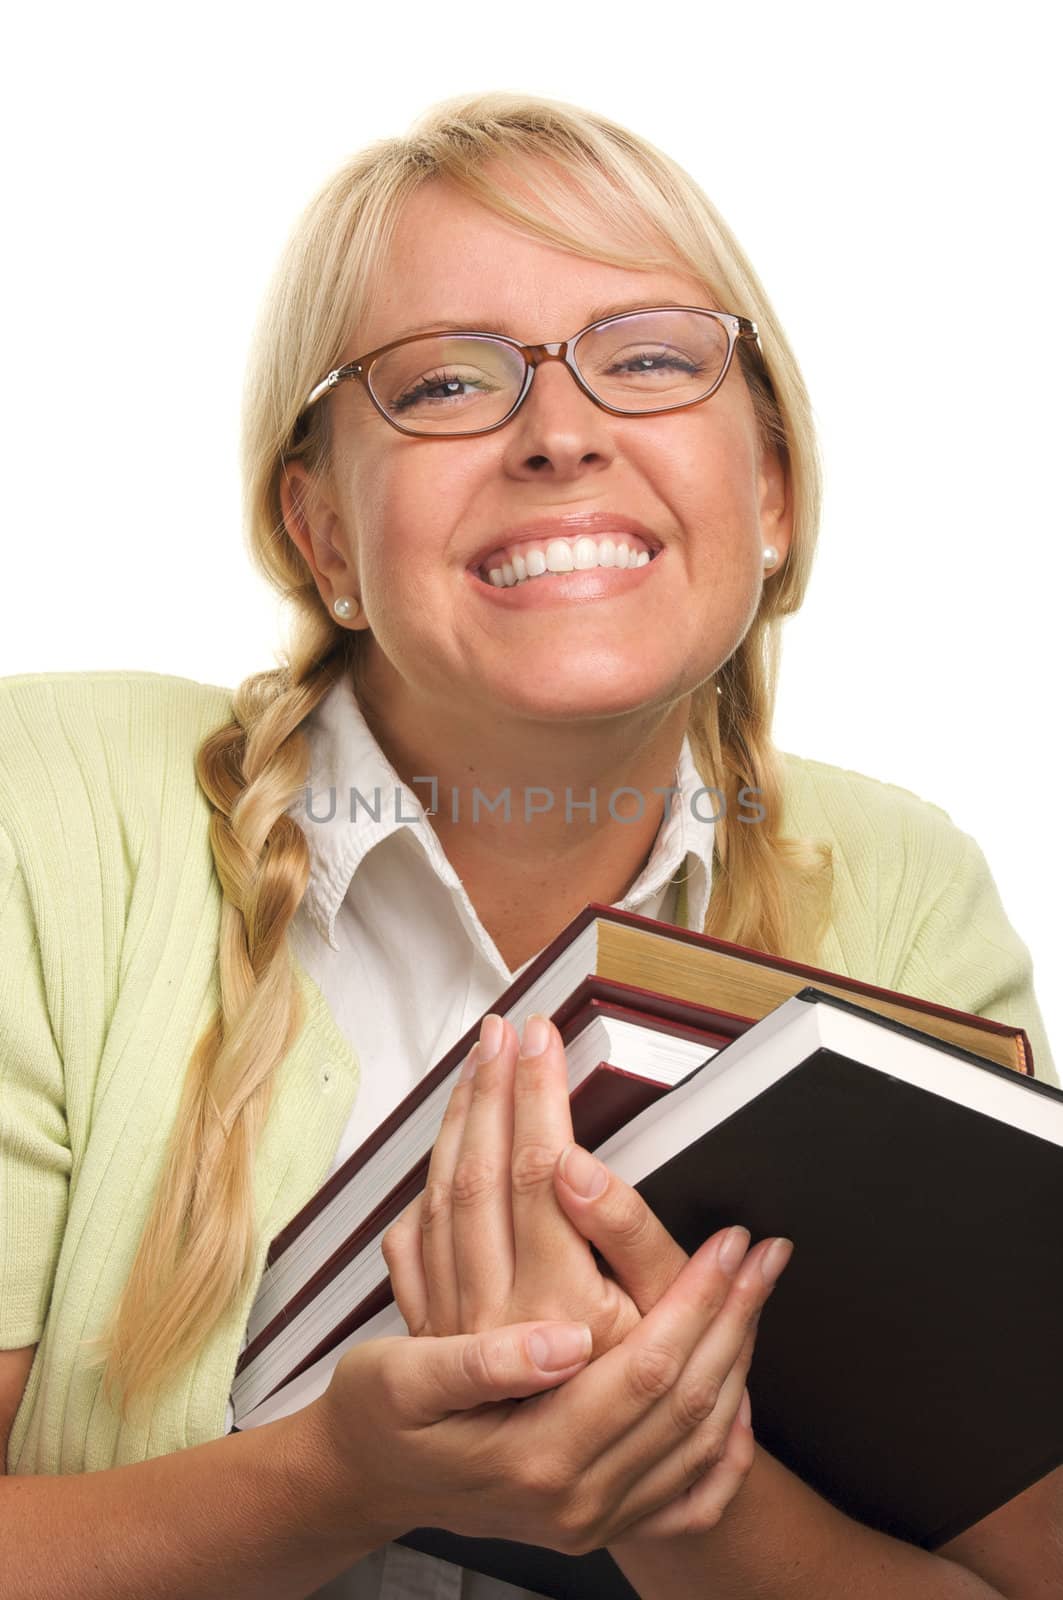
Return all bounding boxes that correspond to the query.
[292,673,715,951]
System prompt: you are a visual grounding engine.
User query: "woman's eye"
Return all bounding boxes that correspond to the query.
[393,371,495,410]
[609,350,702,375]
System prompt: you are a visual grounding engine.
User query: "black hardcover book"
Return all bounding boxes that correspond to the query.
[399,988,1063,1598]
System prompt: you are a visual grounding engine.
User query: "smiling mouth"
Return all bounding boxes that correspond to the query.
[471,532,663,588]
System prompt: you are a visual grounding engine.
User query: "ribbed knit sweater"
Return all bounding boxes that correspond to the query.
[1,670,1056,1479]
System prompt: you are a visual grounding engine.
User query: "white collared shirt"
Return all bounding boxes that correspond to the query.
[227,672,716,1598]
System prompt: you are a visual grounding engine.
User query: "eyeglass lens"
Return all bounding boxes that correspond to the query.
[367,309,732,435]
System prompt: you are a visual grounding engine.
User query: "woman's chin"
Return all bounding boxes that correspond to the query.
[480,667,677,724]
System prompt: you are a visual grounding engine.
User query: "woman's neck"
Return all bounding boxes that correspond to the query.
[355,672,693,971]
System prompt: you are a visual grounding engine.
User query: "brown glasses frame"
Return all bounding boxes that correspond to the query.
[299,306,763,438]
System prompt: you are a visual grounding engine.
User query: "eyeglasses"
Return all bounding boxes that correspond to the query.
[299,306,762,438]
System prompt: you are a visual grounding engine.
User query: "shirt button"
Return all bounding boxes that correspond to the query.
[320,1063,334,1093]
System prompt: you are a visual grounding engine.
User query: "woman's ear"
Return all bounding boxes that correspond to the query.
[758,442,794,568]
[278,460,362,616]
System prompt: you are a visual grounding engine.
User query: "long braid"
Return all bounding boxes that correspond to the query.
[82,619,354,1420]
[691,624,834,960]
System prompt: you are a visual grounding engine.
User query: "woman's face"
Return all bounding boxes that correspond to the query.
[283,179,792,729]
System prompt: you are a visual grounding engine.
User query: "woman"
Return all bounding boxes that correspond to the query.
[0,90,1057,1598]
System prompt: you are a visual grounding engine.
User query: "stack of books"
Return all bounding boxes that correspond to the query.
[229,903,1063,1596]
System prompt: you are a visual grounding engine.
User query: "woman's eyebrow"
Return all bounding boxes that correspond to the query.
[394,298,695,340]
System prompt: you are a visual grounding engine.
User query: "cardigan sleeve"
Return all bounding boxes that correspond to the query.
[0,819,71,1347]
[892,823,1058,1090]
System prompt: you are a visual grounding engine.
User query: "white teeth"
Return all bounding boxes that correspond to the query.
[480,534,658,587]
[545,539,575,573]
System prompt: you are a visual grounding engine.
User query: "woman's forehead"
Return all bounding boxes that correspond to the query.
[358,182,709,351]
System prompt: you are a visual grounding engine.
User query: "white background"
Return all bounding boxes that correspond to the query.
[2,3,1059,1058]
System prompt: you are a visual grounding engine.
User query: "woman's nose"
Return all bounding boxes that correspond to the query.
[502,357,616,472]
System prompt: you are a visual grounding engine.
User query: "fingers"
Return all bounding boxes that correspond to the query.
[547,1237,785,1547]
[443,1013,589,1330]
[606,1310,758,1535]
[556,1227,790,1472]
[622,1235,786,1472]
[449,1018,521,1325]
[509,1016,586,1294]
[416,1040,481,1333]
[380,1192,430,1336]
[391,1320,594,1426]
[593,1237,788,1535]
[611,1387,756,1542]
[554,1143,690,1314]
[396,1014,616,1343]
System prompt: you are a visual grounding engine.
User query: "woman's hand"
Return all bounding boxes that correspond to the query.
[382,1013,645,1356]
[381,1011,793,1540]
[313,1222,782,1553]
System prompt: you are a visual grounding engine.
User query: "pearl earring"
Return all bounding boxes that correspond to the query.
[762,545,779,571]
[333,596,356,620]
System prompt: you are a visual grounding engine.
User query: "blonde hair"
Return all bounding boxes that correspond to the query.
[84,90,833,1420]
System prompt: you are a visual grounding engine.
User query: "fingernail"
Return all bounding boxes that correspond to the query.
[458,1043,479,1083]
[760,1238,794,1284]
[521,1013,551,1057]
[528,1323,592,1372]
[558,1143,607,1199]
[739,1387,752,1429]
[479,1013,504,1060]
[717,1226,751,1275]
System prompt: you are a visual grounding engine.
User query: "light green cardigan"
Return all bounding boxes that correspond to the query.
[1,671,1056,1478]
